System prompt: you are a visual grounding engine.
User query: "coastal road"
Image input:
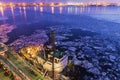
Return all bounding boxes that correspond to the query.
[0,56,30,80]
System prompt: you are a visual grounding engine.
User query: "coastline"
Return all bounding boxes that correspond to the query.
[1,12,120,45]
[0,6,120,80]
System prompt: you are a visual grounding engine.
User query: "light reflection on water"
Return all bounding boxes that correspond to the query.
[10,6,15,24]
[51,7,54,14]
[0,6,120,44]
[0,6,120,15]
[0,7,4,17]
[23,7,27,20]
[19,7,22,15]
[40,7,43,12]
[34,6,37,12]
[59,7,62,14]
[0,6,120,24]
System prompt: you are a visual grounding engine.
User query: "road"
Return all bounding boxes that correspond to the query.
[0,56,30,80]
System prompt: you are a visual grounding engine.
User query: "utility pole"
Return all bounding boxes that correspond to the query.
[51,30,56,52]
[50,30,55,80]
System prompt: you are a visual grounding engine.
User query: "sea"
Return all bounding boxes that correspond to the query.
[0,6,120,44]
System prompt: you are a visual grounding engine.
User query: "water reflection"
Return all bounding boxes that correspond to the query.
[11,6,14,16]
[95,7,98,12]
[103,7,106,13]
[34,6,37,12]
[40,7,43,12]
[75,7,78,14]
[10,6,15,23]
[0,6,6,23]
[59,7,63,14]
[66,7,98,14]
[19,7,22,15]
[68,7,72,14]
[23,7,27,20]
[51,7,54,14]
[81,7,85,14]
[0,7,4,17]
[0,6,118,24]
[34,6,37,18]
[87,7,91,14]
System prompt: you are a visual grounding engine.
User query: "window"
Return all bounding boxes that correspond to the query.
[54,59,57,63]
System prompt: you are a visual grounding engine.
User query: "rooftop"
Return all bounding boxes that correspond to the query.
[52,51,66,59]
[44,46,66,59]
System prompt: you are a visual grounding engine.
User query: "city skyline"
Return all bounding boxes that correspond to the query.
[0,0,119,3]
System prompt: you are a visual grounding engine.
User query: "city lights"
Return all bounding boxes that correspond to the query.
[0,2,119,7]
[0,0,120,80]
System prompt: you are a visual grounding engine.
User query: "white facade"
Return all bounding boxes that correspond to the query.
[37,55,68,72]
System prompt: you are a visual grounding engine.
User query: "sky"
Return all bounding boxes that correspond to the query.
[0,0,119,3]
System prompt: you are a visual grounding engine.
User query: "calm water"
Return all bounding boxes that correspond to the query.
[0,6,120,43]
[0,6,120,24]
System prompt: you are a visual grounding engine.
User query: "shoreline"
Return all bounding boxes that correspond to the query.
[1,11,120,45]
[0,6,120,80]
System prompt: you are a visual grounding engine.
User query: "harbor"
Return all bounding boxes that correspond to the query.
[0,2,120,80]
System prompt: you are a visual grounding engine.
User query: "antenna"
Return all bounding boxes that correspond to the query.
[50,28,56,51]
[50,28,55,80]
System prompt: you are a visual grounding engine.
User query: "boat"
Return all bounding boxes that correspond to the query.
[37,30,68,72]
[37,46,68,72]
[20,30,68,73]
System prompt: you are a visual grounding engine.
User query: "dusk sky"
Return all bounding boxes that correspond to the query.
[0,0,119,3]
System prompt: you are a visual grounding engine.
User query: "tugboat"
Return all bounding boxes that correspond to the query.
[37,30,68,73]
[20,30,68,73]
